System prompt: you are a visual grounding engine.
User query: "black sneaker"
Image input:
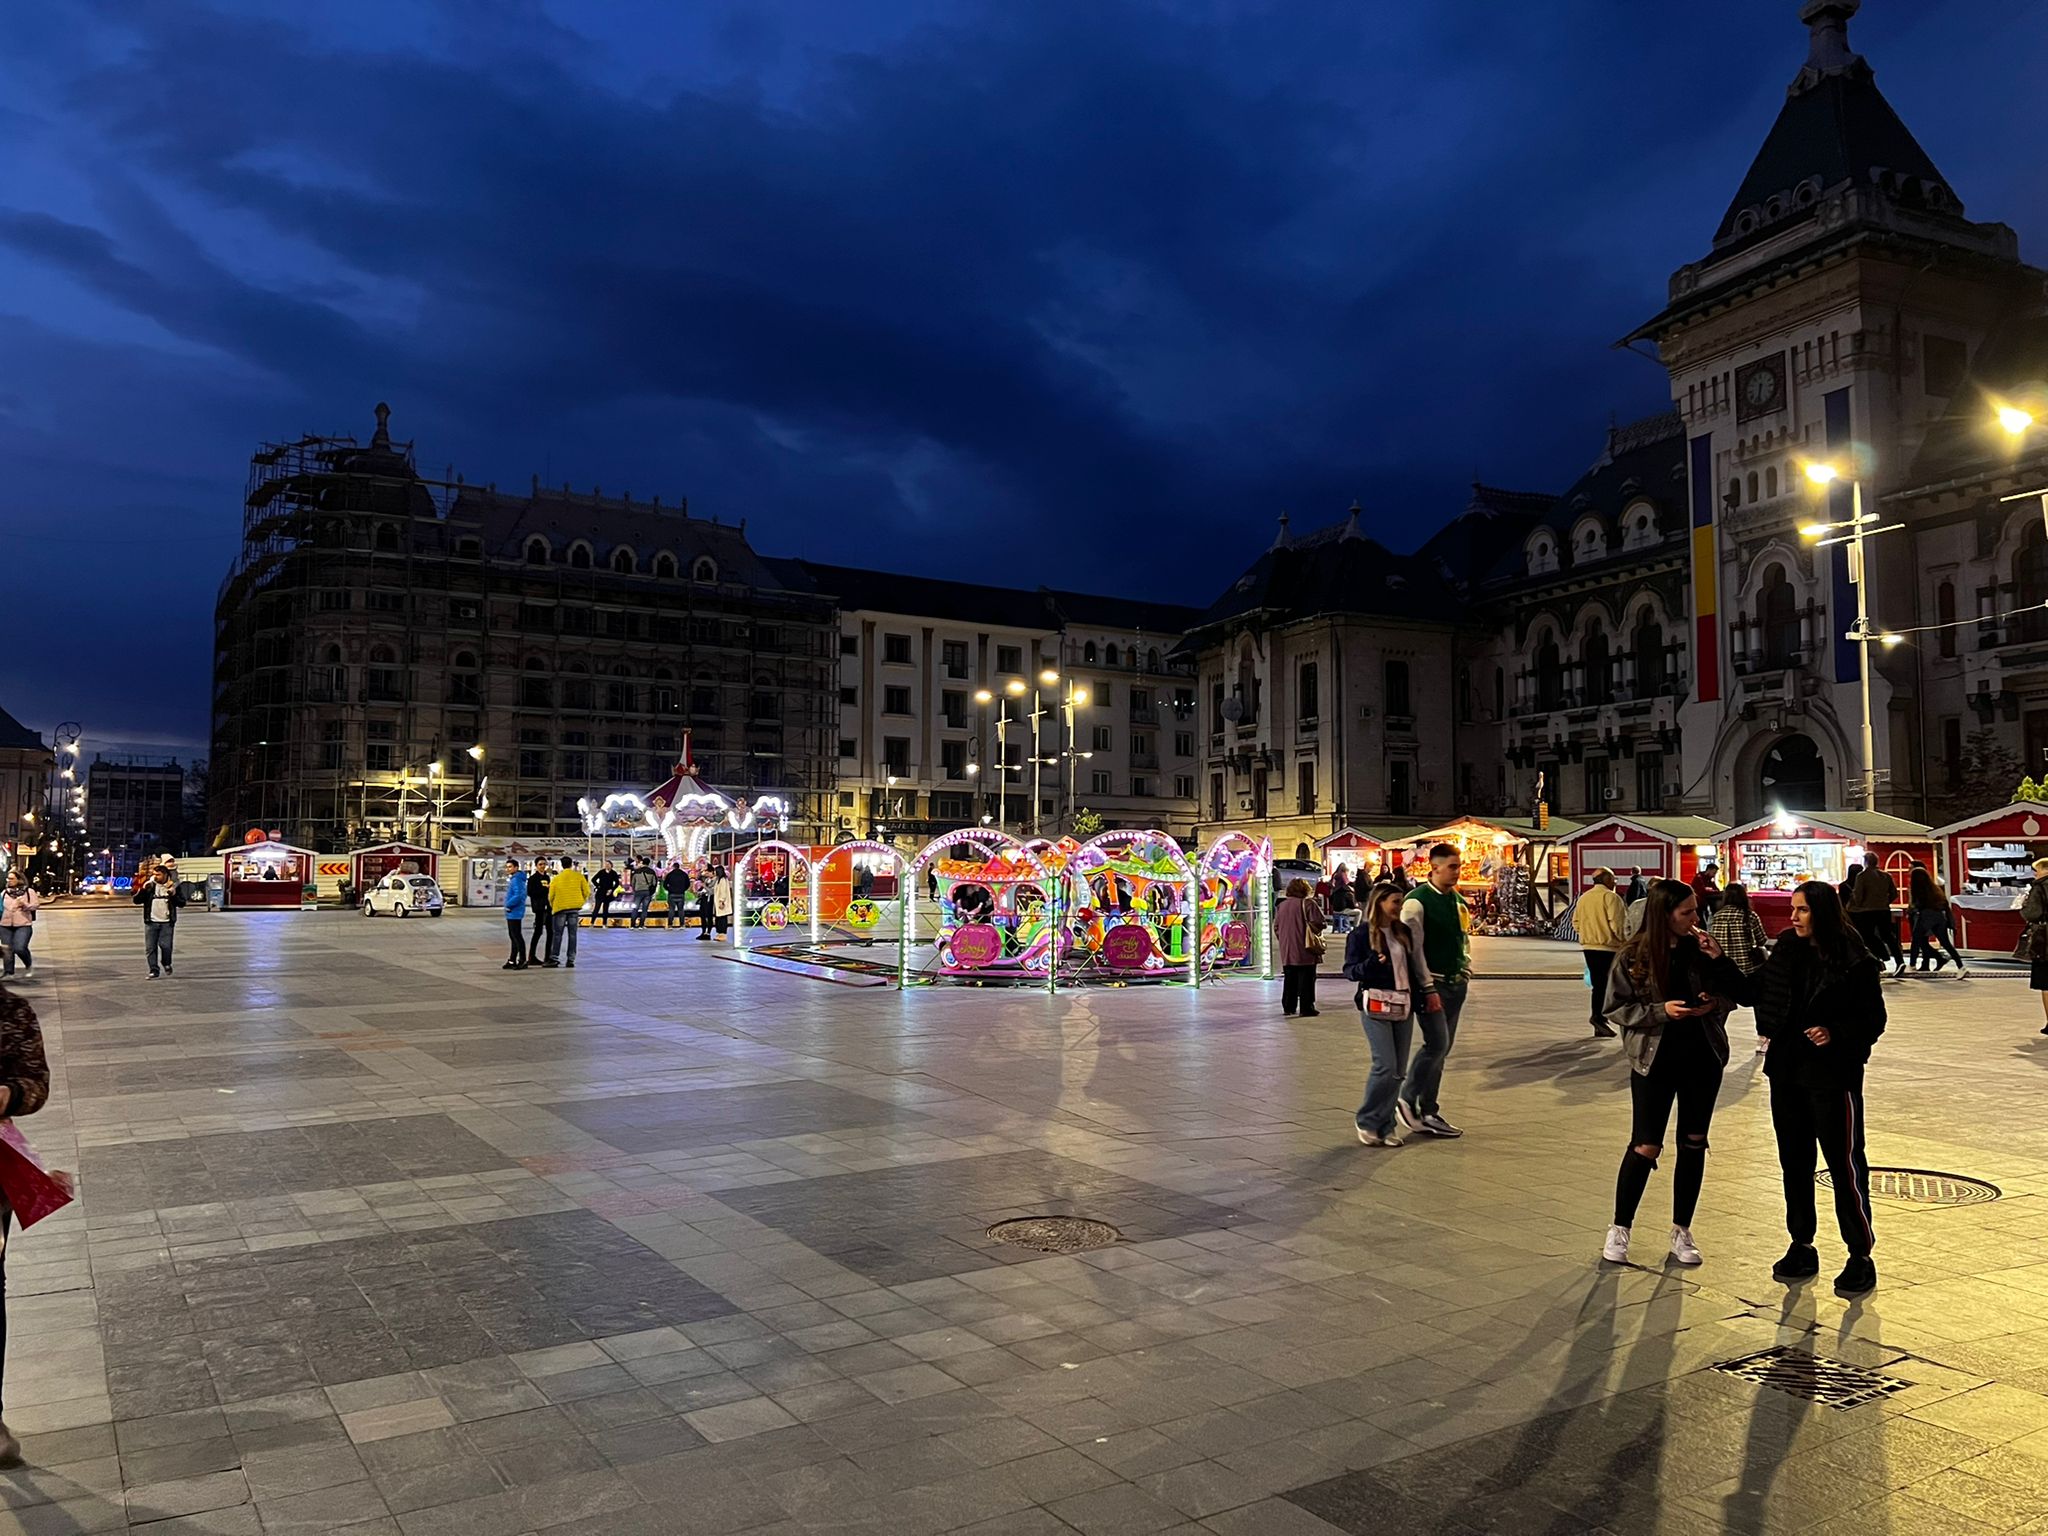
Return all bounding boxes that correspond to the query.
[1771,1242,1820,1280]
[1834,1256,1877,1296]
[1591,1022,1617,1038]
[502,961,520,970]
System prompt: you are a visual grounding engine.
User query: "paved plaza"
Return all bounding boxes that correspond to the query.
[4,908,2048,1534]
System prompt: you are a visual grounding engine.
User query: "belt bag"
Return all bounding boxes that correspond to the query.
[1363,988,1411,1021]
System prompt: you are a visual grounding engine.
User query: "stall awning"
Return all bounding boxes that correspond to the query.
[1416,814,1585,844]
[1561,814,1729,847]
[1720,810,1934,843]
[1315,824,1430,851]
[1929,801,2048,838]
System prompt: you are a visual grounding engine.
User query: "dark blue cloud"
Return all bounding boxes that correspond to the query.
[1,0,2042,751]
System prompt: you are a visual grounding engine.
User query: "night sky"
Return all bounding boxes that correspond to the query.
[4,0,2043,759]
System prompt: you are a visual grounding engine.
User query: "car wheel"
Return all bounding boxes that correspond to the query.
[397,904,409,917]
[430,909,443,918]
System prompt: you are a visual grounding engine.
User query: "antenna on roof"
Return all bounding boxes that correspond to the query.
[1272,512,1292,550]
[1343,501,1363,540]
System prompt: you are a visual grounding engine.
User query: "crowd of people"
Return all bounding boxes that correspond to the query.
[498,856,735,969]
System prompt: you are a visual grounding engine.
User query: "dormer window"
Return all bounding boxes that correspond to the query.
[1621,501,1659,552]
[692,557,718,583]
[524,537,550,564]
[1572,516,1607,564]
[1526,533,1559,576]
[568,541,593,569]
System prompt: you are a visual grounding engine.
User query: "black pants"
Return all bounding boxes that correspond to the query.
[594,896,613,923]
[528,909,554,963]
[1281,964,1318,1015]
[1909,913,1963,969]
[1853,911,1901,966]
[0,1202,11,1415]
[505,918,527,965]
[1772,1080,1874,1257]
[667,897,685,928]
[1614,1039,1721,1227]
[1584,950,1617,1028]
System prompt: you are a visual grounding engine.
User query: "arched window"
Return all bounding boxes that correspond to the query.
[653,551,677,579]
[453,650,477,669]
[1146,647,1161,672]
[369,644,395,664]
[1535,638,1563,711]
[375,524,400,552]
[1760,567,1801,668]
[1634,614,1666,695]
[1527,534,1558,576]
[2016,525,2048,644]
[652,666,673,680]
[1084,641,1097,663]
[525,537,549,564]
[1583,628,1612,706]
[1746,471,1759,503]
[606,679,633,714]
[1727,478,1742,507]
[323,644,343,664]
[1765,466,1779,498]
[1106,644,1120,666]
[691,671,718,716]
[692,557,718,583]
[316,520,344,548]
[1937,580,1956,658]
[611,547,636,575]
[750,673,778,721]
[568,541,592,569]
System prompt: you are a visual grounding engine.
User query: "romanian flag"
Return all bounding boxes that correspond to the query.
[1689,433,1718,703]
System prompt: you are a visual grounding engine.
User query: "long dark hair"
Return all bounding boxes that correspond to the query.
[1908,865,1945,912]
[1622,878,1695,1000]
[1795,879,1856,967]
[1718,881,1752,917]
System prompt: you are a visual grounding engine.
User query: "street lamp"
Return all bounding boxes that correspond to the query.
[1061,683,1090,830]
[1028,671,1061,837]
[976,684,1024,832]
[1800,459,1907,811]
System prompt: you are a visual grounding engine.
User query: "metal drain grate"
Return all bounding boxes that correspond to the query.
[987,1216,1122,1254]
[1712,1348,1912,1410]
[1816,1167,2001,1206]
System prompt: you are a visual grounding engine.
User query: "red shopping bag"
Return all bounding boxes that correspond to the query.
[0,1121,75,1229]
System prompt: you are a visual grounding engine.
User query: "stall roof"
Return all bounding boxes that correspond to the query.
[1561,814,1730,844]
[1928,801,2048,838]
[1417,814,1585,843]
[1315,824,1431,849]
[225,841,316,856]
[351,841,438,857]
[1721,810,1934,842]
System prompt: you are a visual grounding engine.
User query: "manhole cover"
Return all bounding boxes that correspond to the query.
[1712,1348,1912,1410]
[986,1217,1121,1254]
[1815,1167,2000,1206]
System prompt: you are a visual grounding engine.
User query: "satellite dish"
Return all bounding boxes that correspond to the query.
[1221,697,1246,723]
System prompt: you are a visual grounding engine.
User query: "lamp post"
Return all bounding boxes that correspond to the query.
[1801,461,1906,811]
[1029,669,1058,837]
[975,683,1025,832]
[1062,682,1090,831]
[428,761,444,848]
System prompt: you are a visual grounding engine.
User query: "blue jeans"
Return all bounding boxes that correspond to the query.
[1401,978,1465,1117]
[0,926,28,975]
[1356,1007,1416,1137]
[145,920,174,975]
[631,889,654,927]
[552,910,580,963]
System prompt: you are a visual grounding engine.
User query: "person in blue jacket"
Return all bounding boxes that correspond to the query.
[501,859,529,970]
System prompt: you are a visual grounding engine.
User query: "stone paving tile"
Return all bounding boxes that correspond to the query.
[546,1080,931,1154]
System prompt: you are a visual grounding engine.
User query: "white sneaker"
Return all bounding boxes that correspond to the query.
[1602,1224,1630,1263]
[1356,1127,1399,1147]
[1669,1226,1703,1266]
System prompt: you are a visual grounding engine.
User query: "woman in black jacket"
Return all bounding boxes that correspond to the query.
[0,986,51,1466]
[1754,880,1886,1297]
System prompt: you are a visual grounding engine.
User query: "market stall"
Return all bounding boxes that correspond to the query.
[444,835,596,909]
[222,841,316,909]
[1409,814,1582,931]
[1932,801,2048,956]
[1718,811,1937,935]
[1560,815,1729,896]
[1313,825,1428,887]
[351,842,440,900]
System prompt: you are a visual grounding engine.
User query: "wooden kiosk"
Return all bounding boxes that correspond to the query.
[1559,816,1729,896]
[1718,811,1938,934]
[223,841,316,909]
[351,842,441,896]
[1932,801,2048,956]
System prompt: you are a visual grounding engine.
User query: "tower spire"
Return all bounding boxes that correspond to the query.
[1793,0,1862,93]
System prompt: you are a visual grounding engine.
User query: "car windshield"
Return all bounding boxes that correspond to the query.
[405,877,436,887]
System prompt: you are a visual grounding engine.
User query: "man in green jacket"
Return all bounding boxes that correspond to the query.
[1397,842,1472,1139]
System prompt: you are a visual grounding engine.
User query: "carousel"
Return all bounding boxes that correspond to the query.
[576,734,795,865]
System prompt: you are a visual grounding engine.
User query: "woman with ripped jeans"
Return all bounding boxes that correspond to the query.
[1601,879,1746,1269]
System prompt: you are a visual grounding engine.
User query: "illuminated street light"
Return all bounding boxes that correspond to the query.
[1997,404,2035,436]
[467,744,485,761]
[1803,460,1839,486]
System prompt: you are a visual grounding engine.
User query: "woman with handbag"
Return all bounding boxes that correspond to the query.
[0,872,36,979]
[1273,878,1327,1018]
[1601,878,1747,1268]
[0,984,52,1466]
[1344,882,1439,1146]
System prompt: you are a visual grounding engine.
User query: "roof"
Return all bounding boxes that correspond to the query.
[1927,801,2048,838]
[1561,814,1731,845]
[1316,824,1432,850]
[1721,809,1934,842]
[1041,588,1203,636]
[1711,4,1959,259]
[464,486,788,589]
[1415,814,1585,843]
[1187,509,1464,636]
[1475,414,1688,587]
[0,705,47,754]
[1417,485,1559,593]
[773,561,1059,630]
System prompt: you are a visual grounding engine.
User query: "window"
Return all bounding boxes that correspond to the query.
[692,557,717,582]
[1388,760,1412,816]
[1760,567,1801,667]
[366,744,394,771]
[561,750,586,779]
[751,684,778,720]
[689,617,720,645]
[941,640,968,678]
[525,537,550,564]
[1938,580,1956,658]
[1297,662,1319,724]
[1924,334,1968,397]
[605,752,627,781]
[941,740,968,780]
[1209,774,1224,820]
[611,547,636,575]
[606,681,634,714]
[941,690,967,729]
[1094,680,1112,707]
[1131,732,1151,757]
[1174,731,1193,756]
[1458,669,1472,723]
[1583,630,1612,707]
[1726,477,1742,508]
[930,792,974,822]
[1942,717,1962,789]
[375,523,401,552]
[883,686,912,715]
[559,608,589,635]
[1634,615,1666,694]
[1528,534,1558,575]
[1584,758,1609,812]
[562,675,593,710]
[1129,687,1152,720]
[839,686,858,706]
[1106,644,1121,666]
[1494,667,1505,720]
[2017,524,2048,644]
[1175,775,1194,799]
[840,634,858,656]
[653,552,677,579]
[366,646,402,701]
[882,737,910,776]
[651,686,676,714]
[1385,660,1411,718]
[317,590,351,611]
[1210,681,1225,734]
[449,653,481,707]
[996,645,1023,674]
[520,602,552,630]
[519,748,548,778]
[1083,641,1098,663]
[838,737,857,759]
[1765,466,1779,499]
[1535,639,1563,711]
[1092,725,1112,751]
[1131,777,1151,798]
[1296,760,1316,815]
[568,541,592,569]
[1090,770,1112,794]
[691,677,717,715]
[1746,471,1759,503]
[1636,752,1665,812]
[883,634,913,665]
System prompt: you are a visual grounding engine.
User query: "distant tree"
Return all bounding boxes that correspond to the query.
[1945,728,2025,821]
[1072,808,1105,840]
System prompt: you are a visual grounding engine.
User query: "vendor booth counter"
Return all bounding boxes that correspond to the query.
[1932,801,2048,956]
[1718,811,1937,936]
[1561,816,1728,896]
[222,843,316,909]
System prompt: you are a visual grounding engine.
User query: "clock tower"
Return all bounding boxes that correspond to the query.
[1626,0,2039,819]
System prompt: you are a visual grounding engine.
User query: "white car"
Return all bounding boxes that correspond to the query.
[364,873,446,917]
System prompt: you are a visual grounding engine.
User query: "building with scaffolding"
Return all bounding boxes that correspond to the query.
[209,404,837,851]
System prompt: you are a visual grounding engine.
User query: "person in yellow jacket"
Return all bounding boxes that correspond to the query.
[1574,868,1628,1039]
[546,856,594,969]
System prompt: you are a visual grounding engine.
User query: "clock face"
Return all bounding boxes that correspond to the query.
[1736,353,1788,421]
[1744,369,1778,407]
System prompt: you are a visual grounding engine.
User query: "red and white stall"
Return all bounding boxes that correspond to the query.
[1932,801,2048,956]
[1560,816,1728,896]
[351,841,441,896]
[1718,811,1938,935]
[222,840,316,909]
[1313,825,1427,886]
